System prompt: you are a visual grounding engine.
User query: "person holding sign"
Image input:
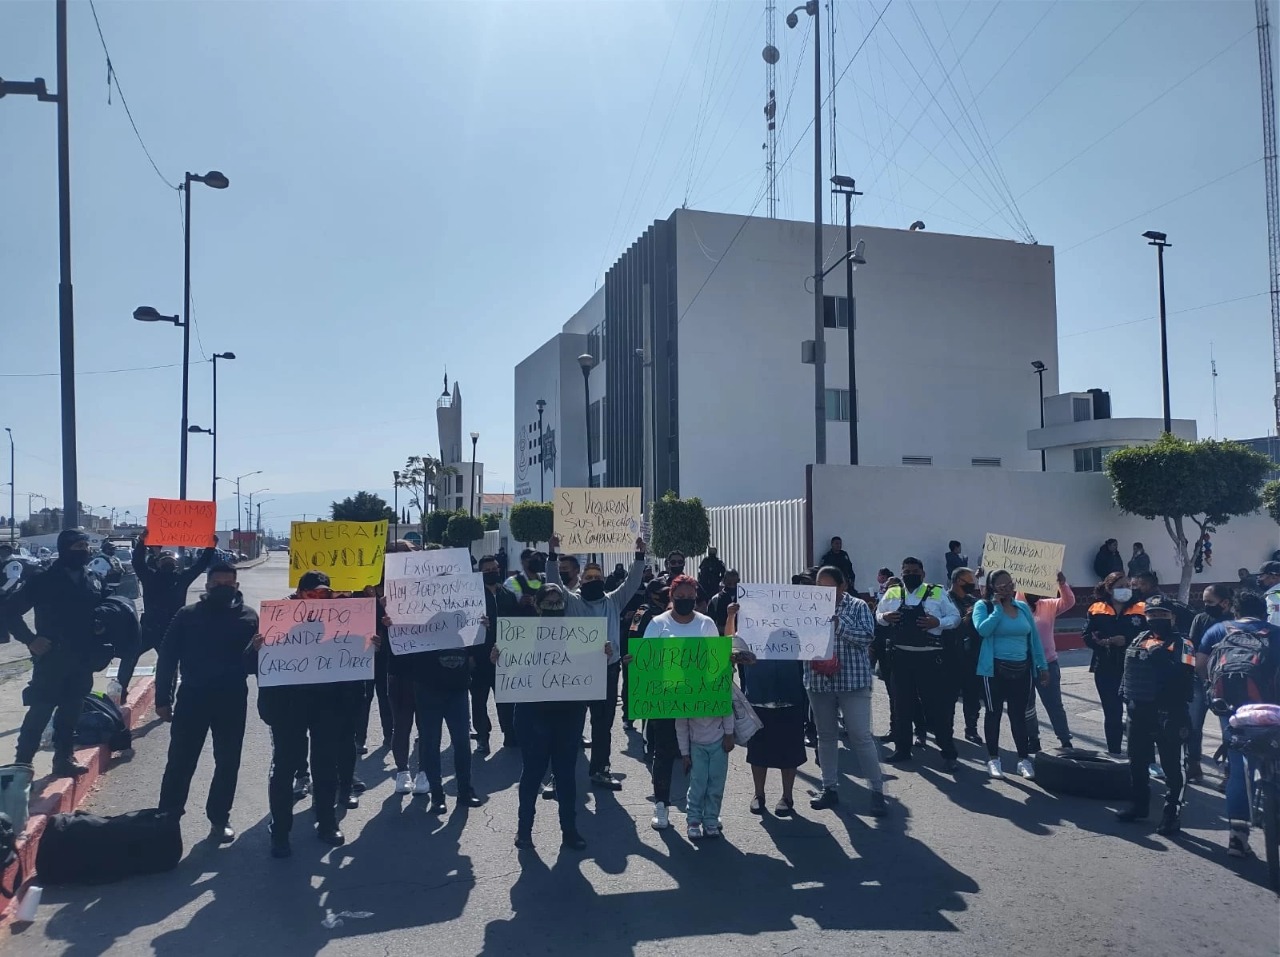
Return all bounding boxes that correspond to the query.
[409,635,484,814]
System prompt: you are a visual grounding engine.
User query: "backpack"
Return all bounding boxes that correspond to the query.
[35,809,181,885]
[1207,624,1279,708]
[74,693,131,753]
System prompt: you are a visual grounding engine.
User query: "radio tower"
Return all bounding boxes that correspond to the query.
[763,1,779,218]
[1257,0,1280,434]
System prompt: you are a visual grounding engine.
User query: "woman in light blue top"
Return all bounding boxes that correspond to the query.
[971,569,1048,781]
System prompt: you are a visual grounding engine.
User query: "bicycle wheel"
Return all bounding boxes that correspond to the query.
[1265,782,1280,893]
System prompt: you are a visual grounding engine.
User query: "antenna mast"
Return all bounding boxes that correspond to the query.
[1211,341,1220,438]
[1257,0,1280,435]
[763,1,779,218]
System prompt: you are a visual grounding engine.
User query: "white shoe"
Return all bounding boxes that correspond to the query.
[1017,759,1035,780]
[651,802,670,830]
[394,771,412,794]
[987,758,1004,779]
[412,772,430,795]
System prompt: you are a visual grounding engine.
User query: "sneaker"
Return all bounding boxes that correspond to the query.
[590,770,623,791]
[1016,759,1035,780]
[541,781,557,801]
[459,787,483,808]
[651,802,670,830]
[809,788,839,810]
[412,772,430,796]
[1228,830,1256,858]
[749,795,765,815]
[687,822,704,840]
[394,771,413,794]
[987,758,1004,779]
[430,791,447,814]
[703,823,721,838]
[963,730,983,745]
[210,822,236,845]
[869,791,888,818]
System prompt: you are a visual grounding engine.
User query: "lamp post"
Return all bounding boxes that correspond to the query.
[578,355,596,487]
[469,432,479,516]
[786,0,825,465]
[831,175,864,464]
[535,399,546,501]
[187,425,214,506]
[246,488,268,556]
[393,470,400,542]
[4,428,13,543]
[1031,361,1047,472]
[216,470,261,540]
[1142,230,1173,433]
[211,352,235,503]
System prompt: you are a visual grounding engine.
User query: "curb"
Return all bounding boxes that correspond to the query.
[0,675,157,924]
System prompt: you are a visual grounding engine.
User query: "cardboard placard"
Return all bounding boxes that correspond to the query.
[146,498,216,549]
[735,583,835,660]
[384,572,486,653]
[494,617,607,703]
[383,548,472,580]
[554,487,641,552]
[289,520,387,592]
[257,597,376,687]
[981,533,1066,597]
[626,636,734,718]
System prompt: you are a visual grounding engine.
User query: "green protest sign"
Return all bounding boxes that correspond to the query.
[626,636,733,719]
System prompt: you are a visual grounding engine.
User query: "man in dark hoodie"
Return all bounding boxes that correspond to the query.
[156,562,259,844]
[5,529,108,777]
[122,528,217,702]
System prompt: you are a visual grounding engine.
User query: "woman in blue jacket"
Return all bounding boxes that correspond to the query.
[972,569,1048,781]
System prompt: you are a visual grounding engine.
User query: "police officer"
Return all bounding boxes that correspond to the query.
[1116,594,1196,836]
[504,549,547,609]
[5,530,110,777]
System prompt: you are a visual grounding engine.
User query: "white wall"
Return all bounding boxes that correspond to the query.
[686,499,808,585]
[809,464,1279,591]
[513,332,589,501]
[674,210,1059,506]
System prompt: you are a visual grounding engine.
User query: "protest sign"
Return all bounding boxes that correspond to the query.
[494,617,607,704]
[735,583,835,660]
[981,533,1066,597]
[146,497,216,549]
[289,520,387,591]
[384,548,472,580]
[627,636,733,718]
[385,572,486,653]
[554,487,641,552]
[257,597,376,687]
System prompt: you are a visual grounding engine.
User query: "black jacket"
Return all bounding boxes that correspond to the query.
[156,592,259,708]
[820,549,855,581]
[134,546,215,636]
[707,589,738,634]
[3,560,107,660]
[1092,547,1124,582]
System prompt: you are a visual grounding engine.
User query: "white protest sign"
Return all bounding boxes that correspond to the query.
[385,572,486,654]
[735,583,836,660]
[554,487,642,552]
[981,533,1065,597]
[494,616,607,703]
[384,548,472,580]
[257,597,376,687]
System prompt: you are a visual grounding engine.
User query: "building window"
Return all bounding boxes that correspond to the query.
[454,475,464,493]
[902,456,933,466]
[1072,397,1092,422]
[971,457,1001,468]
[824,388,850,421]
[822,295,849,329]
[1073,446,1123,472]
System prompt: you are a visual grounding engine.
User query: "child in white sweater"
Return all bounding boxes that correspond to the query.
[676,712,736,839]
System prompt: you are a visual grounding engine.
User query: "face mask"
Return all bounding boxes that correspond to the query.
[901,573,923,592]
[668,562,685,574]
[528,559,547,575]
[1146,618,1173,637]
[962,583,977,595]
[1208,603,1228,619]
[1112,587,1132,603]
[580,581,606,602]
[65,550,91,567]
[482,571,502,587]
[673,597,696,616]
[301,589,332,600]
[540,604,565,617]
[207,585,237,606]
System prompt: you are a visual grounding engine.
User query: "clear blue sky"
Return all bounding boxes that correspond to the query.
[1,0,1273,529]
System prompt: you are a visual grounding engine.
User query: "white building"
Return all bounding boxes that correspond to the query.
[1028,389,1197,473]
[514,208,1059,506]
[435,377,484,514]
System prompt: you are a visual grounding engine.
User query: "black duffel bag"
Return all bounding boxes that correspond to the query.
[36,809,182,885]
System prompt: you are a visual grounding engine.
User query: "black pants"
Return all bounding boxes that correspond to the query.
[414,685,472,794]
[647,718,681,805]
[16,652,94,764]
[1094,668,1125,754]
[334,682,367,797]
[960,644,984,734]
[882,653,925,743]
[388,673,419,773]
[890,651,957,759]
[117,620,164,696]
[1127,702,1187,810]
[158,683,247,825]
[983,669,1033,759]
[516,703,584,834]
[471,659,497,744]
[260,690,340,834]
[588,661,622,774]
[372,648,393,743]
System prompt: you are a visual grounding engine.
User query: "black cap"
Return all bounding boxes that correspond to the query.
[298,570,332,591]
[56,529,89,554]
[1259,561,1280,577]
[1144,594,1188,616]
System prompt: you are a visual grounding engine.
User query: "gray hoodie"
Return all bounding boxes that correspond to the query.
[546,556,645,664]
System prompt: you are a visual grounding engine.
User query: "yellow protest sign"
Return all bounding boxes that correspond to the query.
[554,487,642,552]
[289,520,387,592]
[981,533,1065,597]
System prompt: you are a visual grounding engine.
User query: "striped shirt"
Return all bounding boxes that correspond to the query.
[804,593,875,693]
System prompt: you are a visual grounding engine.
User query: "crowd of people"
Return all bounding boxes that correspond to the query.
[2,529,1278,868]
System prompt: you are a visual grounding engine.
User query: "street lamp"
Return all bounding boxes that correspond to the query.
[393,469,401,542]
[211,352,235,504]
[4,428,13,543]
[216,470,261,537]
[535,399,547,501]
[470,432,479,516]
[246,488,268,539]
[578,355,596,487]
[831,174,864,465]
[1142,230,1173,433]
[787,0,825,466]
[1031,361,1047,472]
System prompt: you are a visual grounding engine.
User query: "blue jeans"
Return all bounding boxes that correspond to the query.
[1220,715,1254,822]
[516,703,585,834]
[686,740,728,827]
[1031,660,1073,748]
[413,686,472,793]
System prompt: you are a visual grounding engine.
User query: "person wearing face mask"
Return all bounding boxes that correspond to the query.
[1082,572,1147,755]
[1115,595,1196,835]
[546,535,647,790]
[475,554,521,753]
[155,562,259,844]
[1021,571,1076,751]
[1184,584,1232,784]
[5,530,110,777]
[505,548,548,610]
[122,528,217,704]
[707,570,740,635]
[557,554,581,593]
[946,567,984,745]
[656,551,688,589]
[697,547,726,598]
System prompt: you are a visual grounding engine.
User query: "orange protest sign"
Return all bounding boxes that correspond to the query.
[146,498,217,548]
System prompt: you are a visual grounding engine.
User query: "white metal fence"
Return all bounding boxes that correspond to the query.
[688,499,807,584]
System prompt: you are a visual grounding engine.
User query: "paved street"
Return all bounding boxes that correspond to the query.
[4,559,1277,956]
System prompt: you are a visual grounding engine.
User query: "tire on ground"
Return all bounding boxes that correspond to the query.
[1034,748,1130,800]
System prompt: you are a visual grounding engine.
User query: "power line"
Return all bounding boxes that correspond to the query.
[0,360,204,379]
[1058,292,1267,339]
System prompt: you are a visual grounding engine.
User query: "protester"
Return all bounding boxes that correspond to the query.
[875,567,893,601]
[820,537,855,583]
[946,567,984,745]
[1238,566,1259,592]
[624,579,669,730]
[675,691,735,840]
[1258,561,1280,625]
[478,554,520,751]
[155,561,258,844]
[655,551,687,588]
[505,549,547,608]
[123,528,217,703]
[1129,571,1160,604]
[5,530,109,777]
[945,541,967,578]
[1185,584,1232,784]
[411,623,483,814]
[1127,543,1151,579]
[1093,539,1125,582]
[697,547,726,598]
[557,553,581,593]
[1115,595,1195,835]
[1023,571,1076,751]
[1082,572,1147,755]
[707,569,739,634]
[972,570,1048,779]
[876,558,961,769]
[605,563,627,591]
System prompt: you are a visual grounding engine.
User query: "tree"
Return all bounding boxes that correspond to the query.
[1106,435,1272,600]
[482,512,501,531]
[445,513,485,548]
[651,490,710,559]
[1264,480,1280,525]
[395,455,459,543]
[330,491,396,523]
[509,501,553,546]
[426,508,459,545]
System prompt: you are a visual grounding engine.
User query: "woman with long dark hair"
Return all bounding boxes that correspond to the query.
[1082,571,1147,754]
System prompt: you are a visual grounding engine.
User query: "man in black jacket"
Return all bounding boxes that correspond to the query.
[122,528,217,702]
[5,530,109,776]
[820,537,855,583]
[156,562,258,844]
[476,554,520,752]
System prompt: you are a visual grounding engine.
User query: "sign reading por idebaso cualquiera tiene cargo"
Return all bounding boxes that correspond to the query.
[289,520,387,592]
